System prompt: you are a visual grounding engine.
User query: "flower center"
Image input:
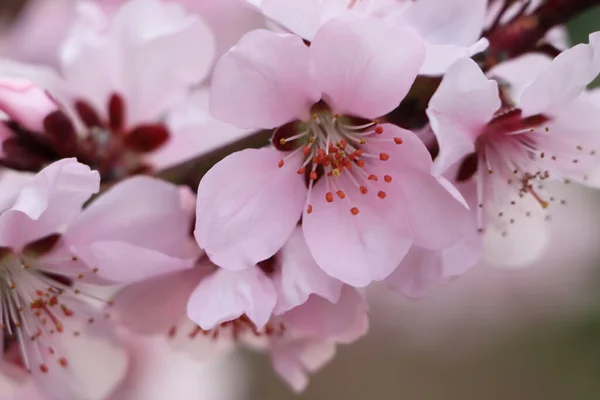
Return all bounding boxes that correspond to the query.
[274,105,403,216]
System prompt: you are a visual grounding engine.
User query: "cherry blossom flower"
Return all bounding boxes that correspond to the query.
[0,0,215,179]
[247,0,489,74]
[0,158,129,400]
[427,32,600,265]
[110,226,366,392]
[198,17,472,287]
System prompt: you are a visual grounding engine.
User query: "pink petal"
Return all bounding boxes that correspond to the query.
[311,17,425,119]
[66,176,191,256]
[302,172,412,287]
[0,79,57,132]
[68,241,193,284]
[210,29,320,129]
[270,339,335,393]
[520,32,600,117]
[111,267,208,334]
[195,148,306,271]
[260,0,324,40]
[0,159,99,250]
[272,227,343,315]
[186,266,277,330]
[427,58,500,176]
[488,53,552,101]
[283,286,369,343]
[420,38,488,75]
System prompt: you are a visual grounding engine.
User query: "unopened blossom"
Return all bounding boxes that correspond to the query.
[0,159,128,400]
[427,32,600,265]
[247,0,489,74]
[111,229,367,392]
[0,0,215,180]
[198,17,472,287]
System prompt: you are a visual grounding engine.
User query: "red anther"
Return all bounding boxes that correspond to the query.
[377,191,387,199]
[49,347,55,355]
[337,190,346,199]
[309,171,318,180]
[317,149,326,157]
[355,149,364,157]
[350,207,360,215]
[380,153,390,161]
[326,192,334,203]
[384,175,392,183]
[359,186,368,194]
[303,146,311,156]
[278,160,284,168]
[357,159,365,167]
[335,152,342,160]
[394,137,403,144]
[36,290,43,297]
[324,160,331,167]
[40,364,49,373]
[340,139,347,147]
[349,153,356,161]
[61,305,74,317]
[59,358,68,368]
[368,174,378,181]
[330,147,339,154]
[48,296,58,306]
[307,205,313,214]
[375,126,384,134]
[297,167,306,174]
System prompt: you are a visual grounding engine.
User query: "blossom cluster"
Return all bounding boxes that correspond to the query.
[0,0,599,398]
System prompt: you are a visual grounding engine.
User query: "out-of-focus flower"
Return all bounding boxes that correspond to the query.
[198,18,472,287]
[0,0,216,179]
[427,32,600,266]
[0,158,128,400]
[111,227,367,392]
[248,0,489,74]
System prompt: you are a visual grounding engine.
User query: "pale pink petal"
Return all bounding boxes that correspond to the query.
[151,89,254,169]
[186,266,277,330]
[283,286,369,343]
[0,79,57,132]
[302,173,412,287]
[270,339,335,393]
[311,17,425,119]
[0,159,99,250]
[0,170,34,213]
[420,38,488,75]
[210,30,320,129]
[488,53,553,101]
[111,267,208,334]
[399,0,486,46]
[195,148,306,271]
[427,58,501,176]
[261,0,325,40]
[65,176,190,256]
[68,241,193,284]
[272,227,343,315]
[520,32,600,117]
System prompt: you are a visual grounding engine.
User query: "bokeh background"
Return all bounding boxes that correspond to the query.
[2,2,600,399]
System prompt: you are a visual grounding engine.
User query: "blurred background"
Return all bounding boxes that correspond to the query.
[2,1,600,399]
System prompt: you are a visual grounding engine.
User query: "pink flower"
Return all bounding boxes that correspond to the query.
[427,32,600,265]
[0,0,216,177]
[198,18,471,287]
[248,0,489,74]
[111,227,365,392]
[0,158,129,400]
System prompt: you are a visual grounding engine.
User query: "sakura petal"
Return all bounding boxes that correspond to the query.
[66,176,190,256]
[195,148,306,271]
[420,38,488,75]
[186,267,277,330]
[311,17,425,119]
[0,159,99,250]
[210,30,320,129]
[0,79,57,132]
[270,339,335,393]
[283,286,369,343]
[273,227,343,315]
[303,174,411,287]
[111,268,208,334]
[428,58,500,176]
[261,0,324,41]
[69,241,193,283]
[520,32,600,117]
